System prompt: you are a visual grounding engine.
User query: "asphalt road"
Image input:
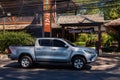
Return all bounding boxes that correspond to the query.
[0,56,120,80]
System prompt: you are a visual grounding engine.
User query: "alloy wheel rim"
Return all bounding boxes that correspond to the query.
[21,58,30,67]
[74,59,83,69]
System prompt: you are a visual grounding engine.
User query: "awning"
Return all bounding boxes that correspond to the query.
[104,18,120,32]
[104,18,120,27]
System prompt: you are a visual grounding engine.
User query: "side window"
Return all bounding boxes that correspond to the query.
[39,39,51,46]
[53,40,66,47]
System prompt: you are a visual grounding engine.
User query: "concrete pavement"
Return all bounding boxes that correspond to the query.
[0,54,120,80]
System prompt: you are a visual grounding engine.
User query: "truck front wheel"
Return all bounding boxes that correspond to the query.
[72,57,85,70]
[20,56,33,68]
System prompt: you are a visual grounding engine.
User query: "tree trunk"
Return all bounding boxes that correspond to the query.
[118,28,120,51]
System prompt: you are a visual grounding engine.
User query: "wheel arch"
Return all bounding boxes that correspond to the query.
[18,53,33,63]
[71,55,87,64]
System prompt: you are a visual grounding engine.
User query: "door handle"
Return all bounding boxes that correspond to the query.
[52,49,56,50]
[36,48,41,50]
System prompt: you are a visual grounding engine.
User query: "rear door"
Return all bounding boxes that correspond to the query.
[35,39,52,61]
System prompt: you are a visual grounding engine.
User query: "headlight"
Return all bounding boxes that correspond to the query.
[84,50,94,54]
[77,51,84,54]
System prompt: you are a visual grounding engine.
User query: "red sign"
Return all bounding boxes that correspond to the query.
[43,0,51,32]
[44,13,51,32]
[43,0,50,10]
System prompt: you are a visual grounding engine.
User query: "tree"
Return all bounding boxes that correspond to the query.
[101,0,120,20]
[74,0,120,20]
[74,0,100,15]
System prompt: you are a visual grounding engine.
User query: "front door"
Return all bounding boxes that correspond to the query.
[51,39,72,62]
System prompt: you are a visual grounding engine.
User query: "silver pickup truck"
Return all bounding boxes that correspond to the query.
[8,38,98,70]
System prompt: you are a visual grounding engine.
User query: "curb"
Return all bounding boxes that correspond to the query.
[99,53,120,58]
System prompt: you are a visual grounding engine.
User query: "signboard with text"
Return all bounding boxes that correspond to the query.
[69,28,94,33]
[43,0,51,32]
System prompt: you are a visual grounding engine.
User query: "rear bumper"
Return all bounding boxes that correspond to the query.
[8,54,17,60]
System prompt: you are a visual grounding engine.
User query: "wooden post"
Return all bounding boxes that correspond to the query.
[97,25,102,55]
[118,28,120,51]
[62,26,65,38]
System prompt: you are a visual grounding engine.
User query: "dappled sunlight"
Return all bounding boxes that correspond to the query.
[0,54,120,80]
[91,57,120,71]
[92,63,117,70]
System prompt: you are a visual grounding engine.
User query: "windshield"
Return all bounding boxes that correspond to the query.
[64,39,76,47]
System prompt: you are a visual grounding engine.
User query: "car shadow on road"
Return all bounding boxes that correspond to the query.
[3,61,92,71]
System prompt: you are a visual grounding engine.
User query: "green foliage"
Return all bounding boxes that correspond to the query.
[74,0,100,15]
[86,33,97,47]
[74,42,86,46]
[75,32,116,47]
[75,33,97,47]
[101,32,114,47]
[75,0,120,19]
[77,33,88,42]
[86,9,99,15]
[108,30,118,41]
[103,6,120,20]
[0,31,35,53]
[101,0,120,20]
[101,31,118,52]
[75,33,88,46]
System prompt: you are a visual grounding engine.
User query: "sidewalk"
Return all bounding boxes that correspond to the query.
[99,52,120,57]
[0,54,8,60]
[91,56,120,71]
[0,54,10,67]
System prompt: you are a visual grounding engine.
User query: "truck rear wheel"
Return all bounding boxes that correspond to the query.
[20,56,33,68]
[72,57,85,70]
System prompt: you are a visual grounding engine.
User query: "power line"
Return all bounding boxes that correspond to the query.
[0,0,119,8]
[0,0,119,16]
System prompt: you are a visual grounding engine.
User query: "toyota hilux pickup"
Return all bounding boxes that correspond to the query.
[8,38,98,70]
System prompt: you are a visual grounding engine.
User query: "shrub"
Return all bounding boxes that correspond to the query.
[101,32,114,47]
[74,42,86,46]
[86,33,97,47]
[0,31,35,53]
[75,33,97,47]
[75,32,115,48]
[77,33,88,42]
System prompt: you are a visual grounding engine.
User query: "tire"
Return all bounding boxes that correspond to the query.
[20,56,33,68]
[72,57,85,70]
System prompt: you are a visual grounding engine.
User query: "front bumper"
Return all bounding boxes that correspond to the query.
[90,54,98,62]
[85,53,98,63]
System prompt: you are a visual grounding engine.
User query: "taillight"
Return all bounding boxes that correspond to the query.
[8,48,11,54]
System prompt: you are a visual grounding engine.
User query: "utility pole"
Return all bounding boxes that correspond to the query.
[0,5,5,35]
[3,11,5,35]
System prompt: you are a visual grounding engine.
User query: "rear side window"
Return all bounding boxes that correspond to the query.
[39,39,52,46]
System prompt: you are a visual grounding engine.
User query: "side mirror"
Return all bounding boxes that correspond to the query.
[64,45,69,48]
